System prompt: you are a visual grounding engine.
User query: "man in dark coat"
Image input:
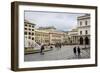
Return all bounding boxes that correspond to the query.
[73,47,76,55]
[77,46,81,57]
[50,45,53,50]
[40,44,45,55]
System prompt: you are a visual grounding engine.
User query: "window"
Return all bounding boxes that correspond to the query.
[32,37,34,40]
[85,30,88,34]
[24,32,27,35]
[25,28,27,30]
[29,25,31,27]
[32,29,34,31]
[85,21,88,25]
[80,21,82,26]
[25,24,27,26]
[29,28,31,31]
[29,32,31,35]
[80,31,82,35]
[32,33,34,35]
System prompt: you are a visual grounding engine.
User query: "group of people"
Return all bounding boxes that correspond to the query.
[40,43,81,57]
[73,46,81,57]
[55,43,62,48]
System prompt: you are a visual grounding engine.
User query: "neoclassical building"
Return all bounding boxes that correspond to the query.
[63,28,78,45]
[62,14,90,45]
[68,28,78,45]
[77,14,90,45]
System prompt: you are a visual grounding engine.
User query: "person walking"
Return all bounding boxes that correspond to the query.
[40,44,45,55]
[77,46,81,57]
[50,45,53,50]
[73,47,77,56]
[59,43,62,48]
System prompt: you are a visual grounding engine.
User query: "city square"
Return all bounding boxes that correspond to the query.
[24,45,90,61]
[11,2,98,71]
[24,11,90,61]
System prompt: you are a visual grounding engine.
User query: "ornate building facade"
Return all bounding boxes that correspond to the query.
[77,14,90,45]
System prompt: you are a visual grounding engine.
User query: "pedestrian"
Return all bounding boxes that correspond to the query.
[40,44,45,55]
[57,43,61,50]
[55,43,57,48]
[73,46,76,55]
[50,45,53,50]
[77,46,81,57]
[59,43,62,48]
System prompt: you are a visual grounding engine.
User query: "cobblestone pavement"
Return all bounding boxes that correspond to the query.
[24,45,90,61]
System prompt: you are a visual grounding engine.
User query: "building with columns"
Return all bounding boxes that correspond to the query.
[77,14,90,45]
[63,28,78,45]
[68,28,78,45]
[62,14,90,45]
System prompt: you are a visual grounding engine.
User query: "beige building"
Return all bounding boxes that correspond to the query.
[36,26,65,45]
[49,31,65,44]
[24,22,66,51]
[35,29,50,45]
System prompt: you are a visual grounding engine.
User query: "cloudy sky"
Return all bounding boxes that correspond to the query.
[24,11,86,31]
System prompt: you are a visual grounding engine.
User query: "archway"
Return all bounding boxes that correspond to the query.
[85,37,89,45]
[80,37,83,45]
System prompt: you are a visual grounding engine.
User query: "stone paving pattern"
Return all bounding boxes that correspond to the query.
[24,45,90,61]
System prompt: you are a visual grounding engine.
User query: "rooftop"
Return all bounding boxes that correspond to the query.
[77,14,90,20]
[38,26,56,30]
[24,19,36,25]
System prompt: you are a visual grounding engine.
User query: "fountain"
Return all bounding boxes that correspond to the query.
[24,38,41,50]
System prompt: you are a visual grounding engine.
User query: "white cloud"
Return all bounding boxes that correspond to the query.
[25,11,85,31]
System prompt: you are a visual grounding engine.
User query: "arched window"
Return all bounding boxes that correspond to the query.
[85,37,89,45]
[80,37,83,45]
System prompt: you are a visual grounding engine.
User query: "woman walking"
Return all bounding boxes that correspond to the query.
[40,44,45,55]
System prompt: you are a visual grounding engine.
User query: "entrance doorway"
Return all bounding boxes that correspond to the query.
[80,37,83,45]
[85,37,89,45]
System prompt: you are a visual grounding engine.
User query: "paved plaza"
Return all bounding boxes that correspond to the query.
[24,45,90,61]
